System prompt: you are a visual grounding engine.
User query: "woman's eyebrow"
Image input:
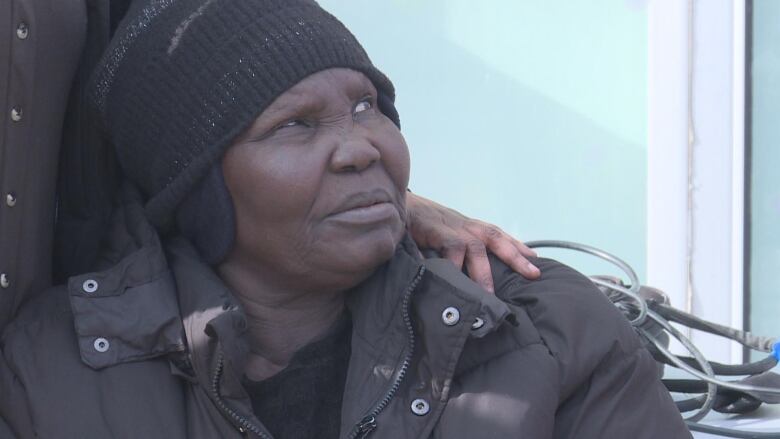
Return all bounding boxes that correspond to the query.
[346,77,377,98]
[266,92,323,119]
[261,77,376,124]
[237,94,321,139]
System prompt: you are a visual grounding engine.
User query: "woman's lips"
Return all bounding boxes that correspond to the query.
[326,202,398,224]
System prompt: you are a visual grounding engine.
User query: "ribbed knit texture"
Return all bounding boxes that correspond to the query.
[89,0,398,229]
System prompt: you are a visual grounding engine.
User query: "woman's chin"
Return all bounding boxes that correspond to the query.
[315,227,403,286]
[344,229,401,268]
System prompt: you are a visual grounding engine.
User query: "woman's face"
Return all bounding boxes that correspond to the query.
[221,68,410,292]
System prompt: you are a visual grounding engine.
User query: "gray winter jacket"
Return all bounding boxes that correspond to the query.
[0,188,691,438]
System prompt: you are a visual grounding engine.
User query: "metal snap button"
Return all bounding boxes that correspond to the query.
[410,398,430,416]
[0,273,9,289]
[82,279,99,293]
[16,23,29,39]
[471,317,485,330]
[5,193,17,207]
[10,107,22,122]
[93,338,110,353]
[441,307,460,326]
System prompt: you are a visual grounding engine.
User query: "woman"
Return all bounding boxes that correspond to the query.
[0,0,690,438]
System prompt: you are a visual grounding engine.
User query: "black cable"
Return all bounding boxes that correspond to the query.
[653,304,777,352]
[686,421,780,438]
[666,379,764,415]
[665,379,768,396]
[666,379,719,394]
[528,241,780,438]
[676,395,706,413]
[650,347,777,375]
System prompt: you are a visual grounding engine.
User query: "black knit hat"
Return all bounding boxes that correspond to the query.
[90,0,399,233]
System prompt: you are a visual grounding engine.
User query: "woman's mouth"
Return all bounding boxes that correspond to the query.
[326,201,398,224]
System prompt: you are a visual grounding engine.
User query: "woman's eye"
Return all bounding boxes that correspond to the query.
[354,99,372,114]
[278,119,307,130]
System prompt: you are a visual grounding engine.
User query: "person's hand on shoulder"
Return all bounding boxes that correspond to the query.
[405,191,540,293]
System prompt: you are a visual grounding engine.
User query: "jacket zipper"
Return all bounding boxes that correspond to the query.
[210,264,426,439]
[346,265,426,439]
[211,353,271,438]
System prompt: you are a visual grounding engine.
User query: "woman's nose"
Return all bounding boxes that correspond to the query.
[329,136,381,173]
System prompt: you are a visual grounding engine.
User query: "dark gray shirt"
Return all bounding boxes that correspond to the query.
[0,0,86,330]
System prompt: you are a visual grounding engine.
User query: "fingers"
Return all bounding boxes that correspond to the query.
[488,237,541,279]
[516,240,538,259]
[470,224,541,280]
[404,195,541,288]
[463,240,495,293]
[431,236,497,293]
[439,238,467,270]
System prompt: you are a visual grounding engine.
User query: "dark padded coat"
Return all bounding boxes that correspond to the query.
[0,187,691,438]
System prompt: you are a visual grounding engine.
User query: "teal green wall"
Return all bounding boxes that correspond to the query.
[319,1,648,278]
[749,0,780,339]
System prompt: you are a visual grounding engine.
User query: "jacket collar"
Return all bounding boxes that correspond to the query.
[68,185,186,370]
[344,236,515,362]
[67,189,516,437]
[338,236,517,437]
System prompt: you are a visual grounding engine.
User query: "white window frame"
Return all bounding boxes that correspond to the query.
[647,0,746,364]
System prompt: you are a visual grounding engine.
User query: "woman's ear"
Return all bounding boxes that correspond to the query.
[377,91,400,130]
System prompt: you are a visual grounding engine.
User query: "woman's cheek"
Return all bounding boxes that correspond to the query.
[385,131,411,191]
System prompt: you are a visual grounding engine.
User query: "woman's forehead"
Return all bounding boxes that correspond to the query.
[236,68,378,139]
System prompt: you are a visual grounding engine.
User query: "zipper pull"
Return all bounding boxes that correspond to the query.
[355,415,377,438]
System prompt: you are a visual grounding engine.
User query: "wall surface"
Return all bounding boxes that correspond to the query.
[749,0,780,340]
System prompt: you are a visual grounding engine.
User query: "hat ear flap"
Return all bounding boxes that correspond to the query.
[176,165,236,265]
[377,91,400,129]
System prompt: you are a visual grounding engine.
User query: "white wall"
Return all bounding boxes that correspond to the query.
[749,0,780,347]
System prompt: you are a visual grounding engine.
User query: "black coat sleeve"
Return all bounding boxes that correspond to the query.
[0,341,35,438]
[491,256,692,439]
[552,338,691,439]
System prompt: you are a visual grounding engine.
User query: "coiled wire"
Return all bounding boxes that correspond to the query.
[526,240,780,437]
[525,240,647,326]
